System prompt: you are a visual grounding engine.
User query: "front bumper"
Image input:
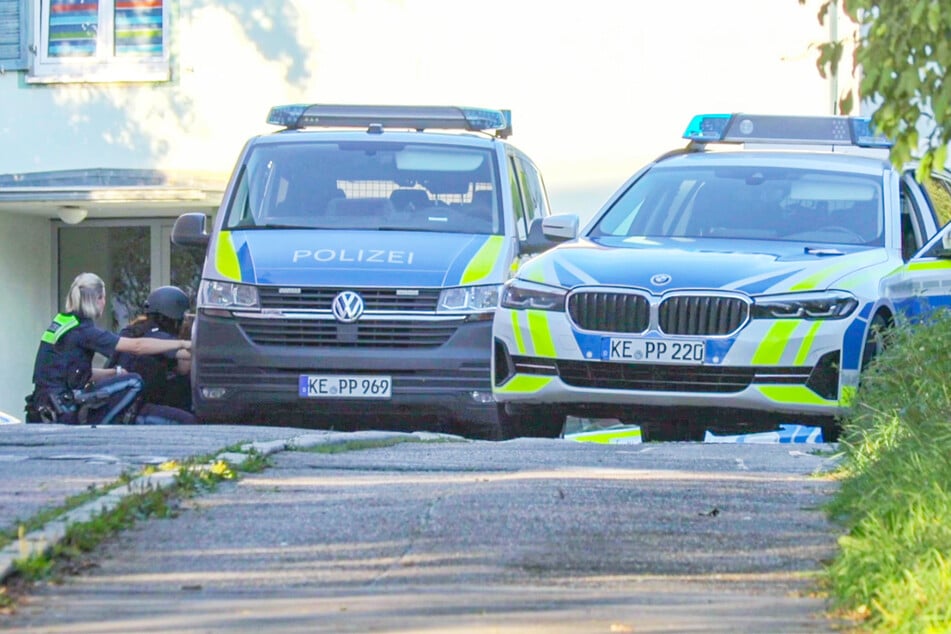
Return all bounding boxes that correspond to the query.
[191,311,498,428]
[491,305,863,419]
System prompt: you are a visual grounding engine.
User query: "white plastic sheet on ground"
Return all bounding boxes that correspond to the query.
[703,423,824,444]
[0,410,22,425]
[564,423,643,444]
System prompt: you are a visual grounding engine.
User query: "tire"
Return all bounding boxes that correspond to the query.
[819,418,841,443]
[498,405,566,439]
[639,419,703,442]
[861,312,890,372]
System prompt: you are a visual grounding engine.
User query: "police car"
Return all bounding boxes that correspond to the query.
[172,104,554,438]
[493,113,951,441]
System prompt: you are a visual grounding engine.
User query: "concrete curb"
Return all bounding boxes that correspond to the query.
[0,430,461,585]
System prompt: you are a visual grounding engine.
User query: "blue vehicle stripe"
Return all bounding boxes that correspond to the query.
[735,270,805,294]
[443,236,485,286]
[553,261,587,289]
[231,234,256,282]
[842,307,870,371]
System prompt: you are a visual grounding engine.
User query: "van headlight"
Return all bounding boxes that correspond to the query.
[437,284,501,312]
[499,279,567,311]
[751,290,857,319]
[199,280,260,309]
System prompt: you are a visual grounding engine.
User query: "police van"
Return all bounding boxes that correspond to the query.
[172,104,556,439]
[492,113,951,441]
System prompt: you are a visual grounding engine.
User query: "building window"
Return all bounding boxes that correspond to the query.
[29,0,169,83]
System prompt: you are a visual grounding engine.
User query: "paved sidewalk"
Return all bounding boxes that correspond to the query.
[0,423,445,583]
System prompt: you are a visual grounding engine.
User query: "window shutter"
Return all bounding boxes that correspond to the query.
[0,0,26,70]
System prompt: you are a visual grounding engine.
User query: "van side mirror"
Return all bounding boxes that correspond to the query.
[521,214,579,256]
[172,213,210,249]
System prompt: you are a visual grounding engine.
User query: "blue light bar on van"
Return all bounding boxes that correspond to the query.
[683,113,894,148]
[266,104,510,136]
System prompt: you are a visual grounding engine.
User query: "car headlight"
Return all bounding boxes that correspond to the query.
[199,280,260,310]
[751,290,858,319]
[499,279,567,311]
[437,284,501,313]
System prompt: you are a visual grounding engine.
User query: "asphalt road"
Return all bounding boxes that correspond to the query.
[1,426,846,633]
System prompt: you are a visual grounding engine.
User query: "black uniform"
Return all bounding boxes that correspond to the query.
[28,313,143,424]
[109,319,194,416]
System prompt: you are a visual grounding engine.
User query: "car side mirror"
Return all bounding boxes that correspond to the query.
[172,213,211,249]
[542,214,580,241]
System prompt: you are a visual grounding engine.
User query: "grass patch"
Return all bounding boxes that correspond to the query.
[824,310,951,632]
[0,474,134,552]
[0,451,252,611]
[301,436,425,454]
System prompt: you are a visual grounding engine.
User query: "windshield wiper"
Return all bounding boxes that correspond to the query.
[231,223,331,230]
[804,246,845,256]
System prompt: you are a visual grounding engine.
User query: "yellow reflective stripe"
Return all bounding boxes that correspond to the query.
[751,321,798,365]
[905,261,951,272]
[40,313,79,344]
[510,309,526,354]
[568,427,642,443]
[839,385,857,407]
[495,375,553,394]
[215,231,242,281]
[461,236,503,285]
[793,321,822,365]
[790,262,852,291]
[756,385,836,406]
[527,310,556,356]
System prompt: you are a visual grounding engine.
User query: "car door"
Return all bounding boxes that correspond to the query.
[883,220,951,320]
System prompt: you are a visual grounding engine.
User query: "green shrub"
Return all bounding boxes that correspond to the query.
[827,310,951,631]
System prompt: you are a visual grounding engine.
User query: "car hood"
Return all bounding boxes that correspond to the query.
[208,229,507,287]
[518,236,889,295]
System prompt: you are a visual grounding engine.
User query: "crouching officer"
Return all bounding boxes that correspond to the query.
[25,272,192,425]
[107,285,197,423]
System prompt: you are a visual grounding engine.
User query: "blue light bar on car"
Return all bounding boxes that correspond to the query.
[848,117,893,148]
[683,114,731,142]
[682,113,894,148]
[266,104,511,136]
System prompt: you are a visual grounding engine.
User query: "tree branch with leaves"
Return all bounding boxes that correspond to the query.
[804,0,950,179]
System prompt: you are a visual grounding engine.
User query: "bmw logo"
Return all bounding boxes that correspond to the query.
[650,273,672,286]
[332,290,364,323]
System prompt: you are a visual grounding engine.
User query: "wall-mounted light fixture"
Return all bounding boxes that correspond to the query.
[57,206,88,224]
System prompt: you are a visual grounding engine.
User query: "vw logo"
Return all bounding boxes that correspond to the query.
[332,291,364,323]
[650,273,672,286]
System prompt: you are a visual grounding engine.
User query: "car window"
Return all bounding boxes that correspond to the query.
[922,173,951,227]
[225,141,501,235]
[591,165,885,246]
[507,156,529,239]
[514,155,549,229]
[899,180,930,260]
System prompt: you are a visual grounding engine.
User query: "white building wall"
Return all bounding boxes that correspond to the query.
[0,213,52,418]
[0,0,855,216]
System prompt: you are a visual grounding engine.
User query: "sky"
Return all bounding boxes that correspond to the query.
[283,0,854,219]
[0,0,855,223]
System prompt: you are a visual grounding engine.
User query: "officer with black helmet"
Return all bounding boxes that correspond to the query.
[107,285,197,421]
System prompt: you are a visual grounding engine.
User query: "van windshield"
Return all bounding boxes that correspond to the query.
[224,141,502,234]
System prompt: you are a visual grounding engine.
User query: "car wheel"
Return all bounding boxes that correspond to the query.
[819,417,841,443]
[498,405,566,439]
[640,419,703,442]
[861,312,890,372]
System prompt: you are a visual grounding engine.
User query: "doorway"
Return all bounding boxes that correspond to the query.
[56,219,203,331]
